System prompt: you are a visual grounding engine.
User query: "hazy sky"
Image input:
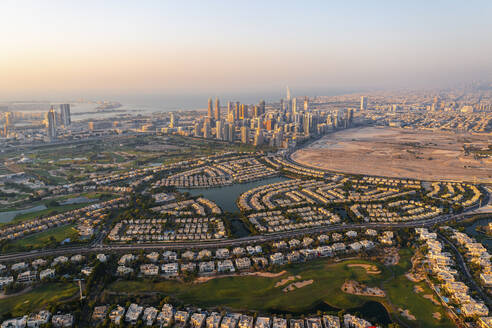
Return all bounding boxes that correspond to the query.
[1,0,491,100]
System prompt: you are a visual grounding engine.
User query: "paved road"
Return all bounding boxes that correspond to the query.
[438,233,492,307]
[0,211,475,263]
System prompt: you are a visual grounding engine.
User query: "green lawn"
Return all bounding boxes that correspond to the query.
[107,250,454,327]
[2,224,79,253]
[0,283,78,320]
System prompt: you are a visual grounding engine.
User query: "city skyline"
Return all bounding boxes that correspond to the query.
[1,0,491,100]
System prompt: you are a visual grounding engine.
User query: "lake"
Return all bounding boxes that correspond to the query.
[180,176,290,213]
[0,205,48,223]
[465,217,492,250]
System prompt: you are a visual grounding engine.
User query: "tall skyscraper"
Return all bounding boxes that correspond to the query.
[360,96,367,111]
[46,106,57,141]
[286,86,291,101]
[241,126,249,143]
[240,104,248,119]
[303,97,309,111]
[292,98,297,116]
[59,104,71,127]
[227,101,233,122]
[259,100,266,116]
[235,102,240,121]
[207,98,213,118]
[214,97,220,121]
[215,120,223,140]
[203,119,211,138]
[5,112,12,126]
[169,113,179,128]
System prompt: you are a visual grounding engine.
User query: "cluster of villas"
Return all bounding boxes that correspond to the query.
[0,197,128,242]
[1,311,73,328]
[151,198,222,217]
[108,217,227,242]
[88,303,376,328]
[247,207,341,233]
[350,200,442,223]
[237,175,441,215]
[52,157,202,195]
[0,253,107,287]
[426,182,482,208]
[263,156,327,179]
[415,228,490,322]
[1,302,378,328]
[112,229,393,278]
[450,231,492,288]
[155,157,277,189]
[395,111,492,133]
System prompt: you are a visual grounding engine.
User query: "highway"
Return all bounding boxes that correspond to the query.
[0,210,479,263]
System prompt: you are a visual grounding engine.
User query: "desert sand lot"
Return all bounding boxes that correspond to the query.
[292,127,492,183]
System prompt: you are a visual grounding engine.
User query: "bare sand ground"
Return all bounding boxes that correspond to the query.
[292,127,492,183]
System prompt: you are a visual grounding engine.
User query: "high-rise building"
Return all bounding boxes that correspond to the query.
[303,97,309,111]
[46,106,57,141]
[215,120,223,140]
[240,126,249,143]
[203,119,211,138]
[254,128,264,146]
[59,104,71,127]
[240,104,248,119]
[360,96,367,111]
[207,98,213,119]
[259,100,266,116]
[214,97,220,121]
[228,123,235,142]
[292,98,297,115]
[5,112,12,126]
[169,113,179,128]
[286,86,291,101]
[235,102,240,121]
[227,101,233,122]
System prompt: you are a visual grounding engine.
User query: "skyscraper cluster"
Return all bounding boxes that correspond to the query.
[178,88,357,148]
[44,104,71,142]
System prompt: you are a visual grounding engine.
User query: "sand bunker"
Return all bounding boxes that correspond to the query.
[275,275,301,287]
[341,280,385,297]
[282,280,314,292]
[347,264,381,274]
[423,294,440,305]
[292,127,492,183]
[432,312,442,320]
[398,308,416,321]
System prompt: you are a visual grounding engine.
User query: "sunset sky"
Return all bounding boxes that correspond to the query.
[1,0,491,100]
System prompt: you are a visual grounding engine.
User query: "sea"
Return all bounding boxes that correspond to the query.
[1,89,356,121]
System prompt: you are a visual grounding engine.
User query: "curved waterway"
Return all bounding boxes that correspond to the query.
[179,176,289,213]
[0,205,48,223]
